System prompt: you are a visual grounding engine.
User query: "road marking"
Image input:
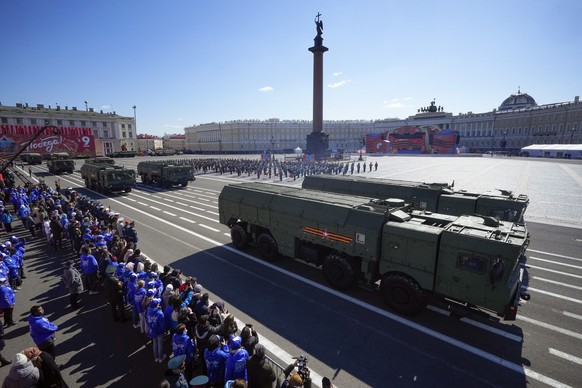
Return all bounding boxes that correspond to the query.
[130,192,218,223]
[426,305,450,316]
[526,264,582,280]
[517,315,582,340]
[459,318,522,342]
[152,195,162,198]
[549,348,582,366]
[529,256,582,270]
[563,311,582,321]
[199,224,219,232]
[528,249,582,262]
[149,206,161,211]
[534,276,582,291]
[198,198,210,202]
[189,206,207,211]
[224,233,231,237]
[206,211,219,216]
[138,202,149,206]
[126,198,137,202]
[180,217,195,223]
[163,211,176,216]
[176,202,188,206]
[164,198,175,202]
[527,287,582,305]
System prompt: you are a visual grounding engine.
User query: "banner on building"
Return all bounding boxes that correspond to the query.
[0,125,96,157]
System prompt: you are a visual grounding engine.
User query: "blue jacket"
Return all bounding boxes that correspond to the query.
[225,348,249,381]
[172,332,196,362]
[145,306,165,339]
[4,255,20,280]
[28,315,58,345]
[80,253,98,274]
[134,287,146,313]
[0,285,15,308]
[204,347,228,384]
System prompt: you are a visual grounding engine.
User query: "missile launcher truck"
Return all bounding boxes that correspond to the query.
[219,182,530,320]
[80,163,136,194]
[47,158,75,174]
[302,175,529,223]
[137,161,195,187]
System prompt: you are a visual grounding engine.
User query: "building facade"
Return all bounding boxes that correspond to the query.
[163,134,186,152]
[184,91,581,155]
[0,102,137,157]
[184,119,374,153]
[137,134,163,154]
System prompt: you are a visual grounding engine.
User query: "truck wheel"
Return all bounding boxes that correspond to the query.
[181,182,187,187]
[231,224,249,250]
[381,273,424,315]
[323,253,355,290]
[125,188,132,193]
[257,233,278,261]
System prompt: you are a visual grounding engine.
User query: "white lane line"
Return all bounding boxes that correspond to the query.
[517,315,582,340]
[526,265,582,280]
[149,206,161,211]
[223,233,231,238]
[527,287,582,305]
[126,198,137,202]
[426,305,450,316]
[534,276,582,291]
[176,202,188,206]
[528,249,582,262]
[189,206,207,211]
[563,311,582,321]
[138,202,149,206]
[198,198,210,202]
[152,195,162,199]
[529,257,582,270]
[180,217,196,224]
[101,197,570,388]
[459,318,522,343]
[207,211,219,216]
[549,348,582,366]
[199,224,220,232]
[165,198,175,202]
[163,211,176,216]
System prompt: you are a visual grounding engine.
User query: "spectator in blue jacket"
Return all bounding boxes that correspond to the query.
[204,334,228,388]
[172,323,196,381]
[27,305,58,359]
[0,277,15,326]
[146,298,166,363]
[79,246,99,295]
[133,280,147,334]
[225,335,249,382]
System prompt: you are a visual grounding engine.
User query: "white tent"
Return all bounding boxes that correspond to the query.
[520,144,582,159]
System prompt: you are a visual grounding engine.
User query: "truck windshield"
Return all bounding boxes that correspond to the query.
[107,171,135,180]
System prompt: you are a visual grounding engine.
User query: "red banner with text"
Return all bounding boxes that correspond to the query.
[0,125,96,157]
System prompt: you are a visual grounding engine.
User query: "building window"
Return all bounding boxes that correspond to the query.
[31,119,37,125]
[122,132,126,138]
[1,118,7,124]
[93,130,99,138]
[92,121,97,127]
[103,130,109,138]
[122,124,126,129]
[16,118,22,124]
[128,131,133,138]
[102,122,108,128]
[81,121,86,126]
[128,124,132,129]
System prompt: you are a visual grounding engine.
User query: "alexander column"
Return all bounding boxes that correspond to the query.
[306,12,329,160]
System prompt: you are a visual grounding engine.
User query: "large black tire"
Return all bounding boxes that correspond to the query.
[181,182,188,187]
[125,188,132,193]
[380,273,425,315]
[323,253,356,290]
[230,224,249,250]
[256,233,278,261]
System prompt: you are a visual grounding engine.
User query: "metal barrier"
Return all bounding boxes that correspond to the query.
[265,354,287,388]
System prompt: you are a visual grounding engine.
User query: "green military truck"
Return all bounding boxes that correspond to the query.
[137,161,195,187]
[219,182,530,320]
[302,175,529,223]
[85,157,115,166]
[47,153,75,174]
[80,163,136,193]
[20,153,42,165]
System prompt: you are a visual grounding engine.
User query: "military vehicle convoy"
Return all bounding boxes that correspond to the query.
[219,182,530,320]
[47,157,75,174]
[137,161,195,187]
[302,175,529,223]
[80,162,136,193]
[20,153,42,165]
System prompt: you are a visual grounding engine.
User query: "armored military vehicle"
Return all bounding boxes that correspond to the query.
[84,157,115,166]
[302,175,529,223]
[137,161,195,187]
[20,153,42,165]
[80,163,136,193]
[47,156,75,174]
[219,182,530,320]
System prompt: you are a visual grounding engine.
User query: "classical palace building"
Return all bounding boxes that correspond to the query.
[185,91,581,154]
[0,102,136,156]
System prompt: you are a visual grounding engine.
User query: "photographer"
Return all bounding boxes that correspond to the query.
[281,357,311,388]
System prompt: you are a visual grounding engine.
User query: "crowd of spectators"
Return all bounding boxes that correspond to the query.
[0,160,329,388]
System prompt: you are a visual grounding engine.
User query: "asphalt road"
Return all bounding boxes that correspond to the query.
[2,154,581,388]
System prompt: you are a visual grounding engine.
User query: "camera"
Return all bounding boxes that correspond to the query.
[293,355,309,381]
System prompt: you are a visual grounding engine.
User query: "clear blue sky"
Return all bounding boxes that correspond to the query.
[2,1,580,137]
